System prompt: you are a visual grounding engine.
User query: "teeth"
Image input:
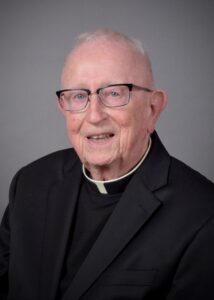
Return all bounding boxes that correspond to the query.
[89,134,113,140]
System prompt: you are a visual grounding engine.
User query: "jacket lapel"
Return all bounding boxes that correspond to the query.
[39,157,83,300]
[62,132,170,300]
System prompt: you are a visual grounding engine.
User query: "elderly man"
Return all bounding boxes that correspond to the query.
[0,29,214,300]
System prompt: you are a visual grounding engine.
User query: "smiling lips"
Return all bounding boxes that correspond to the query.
[87,133,114,140]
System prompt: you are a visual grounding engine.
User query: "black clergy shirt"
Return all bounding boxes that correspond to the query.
[59,175,132,298]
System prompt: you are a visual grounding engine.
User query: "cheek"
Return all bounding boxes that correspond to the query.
[65,114,83,145]
[133,102,154,132]
[118,107,151,149]
[121,104,149,131]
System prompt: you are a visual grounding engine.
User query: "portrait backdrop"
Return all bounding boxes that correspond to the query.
[0,0,214,217]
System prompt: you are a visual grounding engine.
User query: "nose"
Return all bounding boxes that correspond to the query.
[85,93,107,123]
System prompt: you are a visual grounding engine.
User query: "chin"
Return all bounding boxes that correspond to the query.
[84,156,115,168]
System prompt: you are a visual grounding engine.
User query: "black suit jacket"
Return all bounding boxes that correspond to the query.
[0,132,214,300]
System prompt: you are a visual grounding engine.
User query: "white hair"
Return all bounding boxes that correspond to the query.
[62,29,154,87]
[75,29,147,56]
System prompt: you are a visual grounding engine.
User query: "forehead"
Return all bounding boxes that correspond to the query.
[62,40,148,87]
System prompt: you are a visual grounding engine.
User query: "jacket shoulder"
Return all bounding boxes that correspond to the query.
[168,156,214,206]
[11,148,80,191]
[170,156,214,187]
[24,147,78,171]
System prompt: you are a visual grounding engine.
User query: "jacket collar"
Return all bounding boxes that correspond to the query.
[139,131,170,191]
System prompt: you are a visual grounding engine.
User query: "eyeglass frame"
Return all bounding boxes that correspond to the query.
[56,83,153,112]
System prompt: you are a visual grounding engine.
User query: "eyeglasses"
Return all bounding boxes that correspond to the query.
[56,83,153,112]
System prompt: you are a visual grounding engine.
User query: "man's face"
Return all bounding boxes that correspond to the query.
[60,40,164,180]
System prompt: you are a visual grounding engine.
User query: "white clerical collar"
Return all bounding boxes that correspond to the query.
[82,136,152,194]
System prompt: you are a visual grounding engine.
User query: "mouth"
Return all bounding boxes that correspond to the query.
[87,133,114,141]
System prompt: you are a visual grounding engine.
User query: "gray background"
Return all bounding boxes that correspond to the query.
[1,0,214,217]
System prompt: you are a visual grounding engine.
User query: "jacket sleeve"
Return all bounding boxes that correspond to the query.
[0,170,21,299]
[166,216,214,300]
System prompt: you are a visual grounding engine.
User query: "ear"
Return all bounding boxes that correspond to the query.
[148,89,168,133]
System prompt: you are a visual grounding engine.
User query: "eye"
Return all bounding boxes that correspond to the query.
[103,87,122,98]
[72,91,88,101]
[110,90,120,97]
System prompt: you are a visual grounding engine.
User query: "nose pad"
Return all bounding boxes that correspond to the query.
[88,92,104,110]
